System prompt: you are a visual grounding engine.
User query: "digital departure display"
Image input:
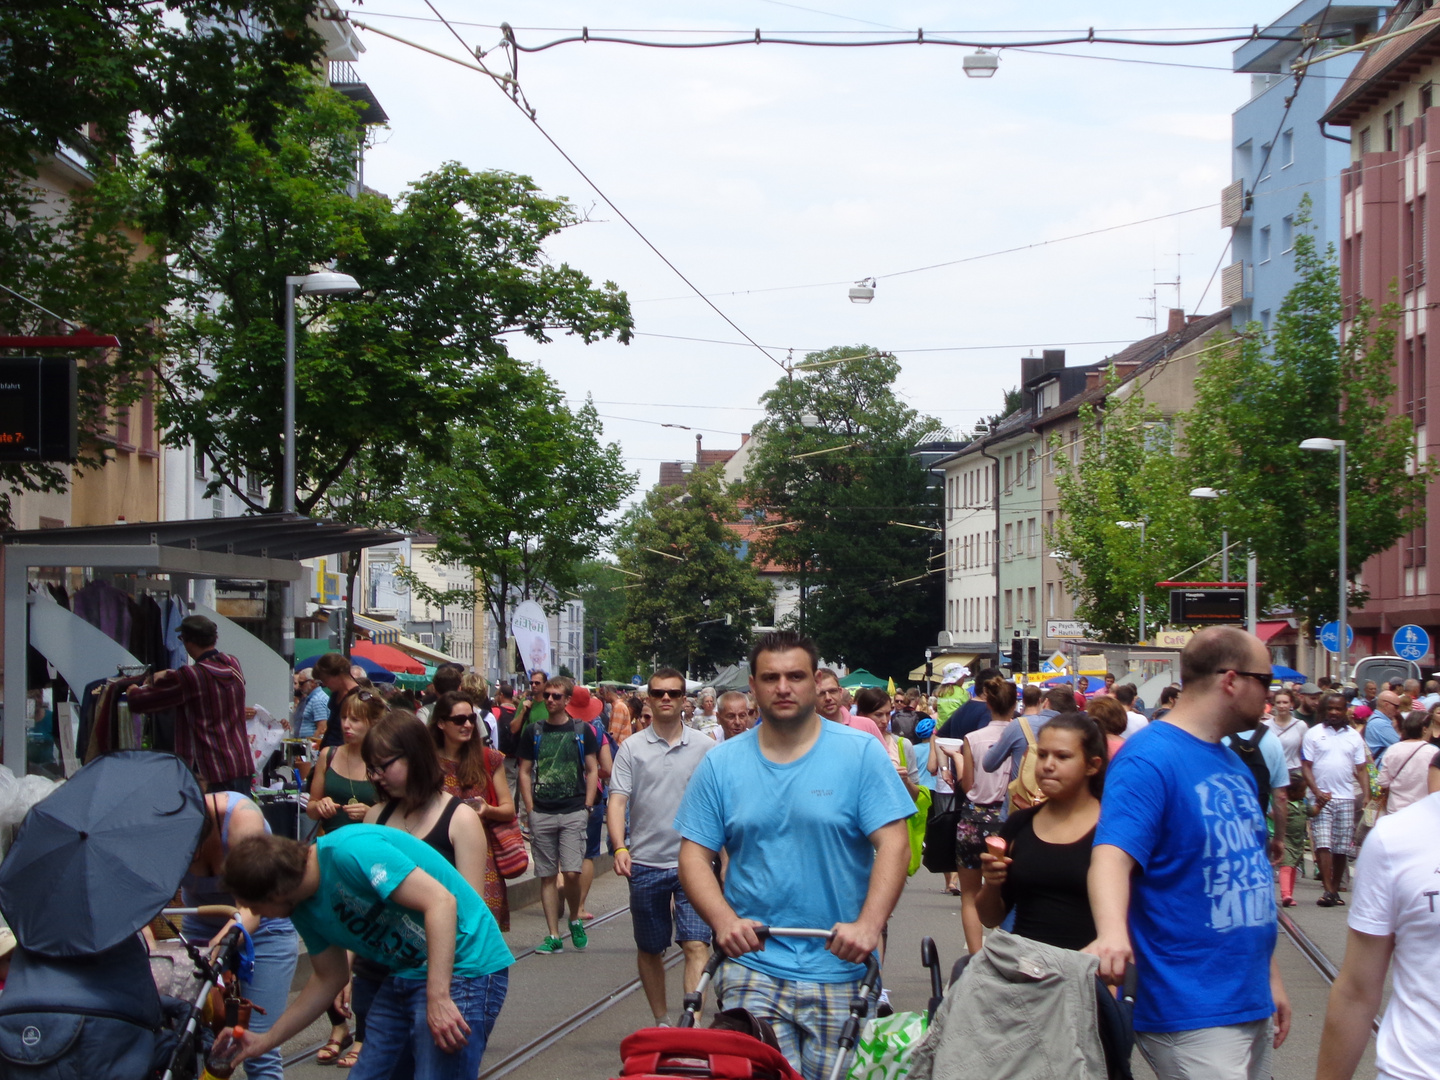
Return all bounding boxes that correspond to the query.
[0,358,77,462]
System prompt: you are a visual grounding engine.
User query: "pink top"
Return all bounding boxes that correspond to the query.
[964,718,1014,805]
[836,713,886,742]
[1377,741,1439,814]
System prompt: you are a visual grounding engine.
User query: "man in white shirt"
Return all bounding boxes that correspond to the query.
[1316,792,1440,1080]
[1114,683,1148,738]
[1301,693,1371,908]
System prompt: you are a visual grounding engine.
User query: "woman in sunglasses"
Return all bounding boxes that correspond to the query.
[304,688,386,1064]
[429,692,516,931]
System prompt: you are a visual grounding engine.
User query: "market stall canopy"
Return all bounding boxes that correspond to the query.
[907,653,977,682]
[1271,664,1306,683]
[838,668,887,689]
[710,662,751,692]
[352,640,425,674]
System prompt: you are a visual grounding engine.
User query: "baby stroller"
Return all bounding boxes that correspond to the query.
[612,927,881,1080]
[0,750,238,1080]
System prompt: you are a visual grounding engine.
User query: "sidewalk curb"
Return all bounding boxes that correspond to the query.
[289,853,614,990]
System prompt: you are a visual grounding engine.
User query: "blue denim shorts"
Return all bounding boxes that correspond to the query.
[628,863,712,955]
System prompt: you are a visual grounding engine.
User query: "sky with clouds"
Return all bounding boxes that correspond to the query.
[343,2,1318,506]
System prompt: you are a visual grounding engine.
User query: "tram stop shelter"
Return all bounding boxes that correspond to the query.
[1,514,401,776]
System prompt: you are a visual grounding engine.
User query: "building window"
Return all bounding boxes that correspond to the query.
[1047,582,1055,617]
[1281,128,1293,166]
[1004,523,1014,560]
[1234,139,1253,185]
[1004,590,1013,629]
[246,471,262,496]
[1028,587,1037,626]
[1259,225,1272,263]
[1028,518,1038,557]
[1423,83,1434,113]
[1281,215,1294,253]
[1260,309,1272,332]
[1385,110,1395,152]
[194,447,206,480]
[1360,127,1372,154]
[1026,448,1036,487]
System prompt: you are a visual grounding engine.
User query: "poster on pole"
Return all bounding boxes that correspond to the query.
[510,600,552,676]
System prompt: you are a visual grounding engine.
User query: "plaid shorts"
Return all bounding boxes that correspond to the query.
[712,963,860,1080]
[1312,796,1358,858]
[628,863,711,954]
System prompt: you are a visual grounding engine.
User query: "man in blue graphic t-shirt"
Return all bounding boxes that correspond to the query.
[1090,626,1291,1080]
[676,630,914,1080]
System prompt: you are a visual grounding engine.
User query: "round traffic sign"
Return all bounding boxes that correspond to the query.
[1392,624,1430,662]
[1319,621,1355,654]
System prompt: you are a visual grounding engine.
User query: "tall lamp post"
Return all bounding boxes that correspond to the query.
[1116,520,1148,642]
[1188,487,1229,582]
[1300,438,1349,681]
[283,271,361,514]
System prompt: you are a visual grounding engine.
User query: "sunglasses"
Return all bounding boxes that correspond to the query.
[447,712,476,726]
[544,691,567,701]
[649,688,685,699]
[1226,670,1273,689]
[366,754,402,777]
[356,690,379,703]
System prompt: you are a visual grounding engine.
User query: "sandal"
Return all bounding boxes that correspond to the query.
[317,1035,354,1065]
[337,1043,363,1068]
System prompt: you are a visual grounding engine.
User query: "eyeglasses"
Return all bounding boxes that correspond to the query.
[1226,670,1273,689]
[447,712,476,726]
[543,691,567,701]
[366,754,402,777]
[649,688,685,699]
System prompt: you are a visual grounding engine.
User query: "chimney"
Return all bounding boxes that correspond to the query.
[696,433,703,461]
[1085,370,1103,391]
[1167,308,1186,336]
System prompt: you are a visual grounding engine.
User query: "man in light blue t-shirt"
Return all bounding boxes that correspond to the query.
[676,630,914,1080]
[1090,626,1291,1080]
[220,827,514,1080]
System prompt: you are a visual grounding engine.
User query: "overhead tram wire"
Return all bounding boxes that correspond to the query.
[631,203,1220,303]
[343,10,789,375]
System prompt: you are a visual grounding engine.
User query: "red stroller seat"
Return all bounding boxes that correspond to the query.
[614,1027,804,1080]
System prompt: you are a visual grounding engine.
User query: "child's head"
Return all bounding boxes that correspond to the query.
[1286,773,1307,800]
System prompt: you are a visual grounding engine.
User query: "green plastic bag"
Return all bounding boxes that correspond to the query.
[897,741,931,876]
[848,1010,928,1080]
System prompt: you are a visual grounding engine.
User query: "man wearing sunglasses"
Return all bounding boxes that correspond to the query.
[608,667,715,1025]
[518,677,600,955]
[1089,626,1291,1080]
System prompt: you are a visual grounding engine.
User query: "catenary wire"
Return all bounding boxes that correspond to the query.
[343,12,789,373]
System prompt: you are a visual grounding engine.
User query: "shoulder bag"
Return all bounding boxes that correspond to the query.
[482,747,529,879]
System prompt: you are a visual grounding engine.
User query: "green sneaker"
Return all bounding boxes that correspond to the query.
[569,919,589,951]
[536,935,564,955]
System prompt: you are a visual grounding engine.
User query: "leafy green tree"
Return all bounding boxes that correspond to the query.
[572,560,640,683]
[1182,209,1430,631]
[0,2,326,527]
[142,66,633,514]
[740,347,944,675]
[402,370,635,670]
[1049,381,1213,643]
[614,465,772,676]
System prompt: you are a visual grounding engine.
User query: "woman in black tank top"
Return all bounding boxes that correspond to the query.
[341,712,489,1073]
[361,711,487,890]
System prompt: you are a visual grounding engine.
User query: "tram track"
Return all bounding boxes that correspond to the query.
[1278,909,1380,1036]
[282,905,638,1069]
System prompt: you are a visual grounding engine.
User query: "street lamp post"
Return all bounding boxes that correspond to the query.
[1188,487,1228,581]
[283,271,361,514]
[1300,438,1349,681]
[1116,520,1147,642]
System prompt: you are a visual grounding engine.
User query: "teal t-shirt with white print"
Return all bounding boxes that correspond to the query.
[291,825,513,979]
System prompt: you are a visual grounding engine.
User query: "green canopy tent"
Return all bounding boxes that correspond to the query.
[838,668,887,690]
[710,662,751,693]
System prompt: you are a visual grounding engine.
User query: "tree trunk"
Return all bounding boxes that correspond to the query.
[345,549,361,653]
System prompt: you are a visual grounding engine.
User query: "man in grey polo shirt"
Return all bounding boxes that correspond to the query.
[608,665,715,1026]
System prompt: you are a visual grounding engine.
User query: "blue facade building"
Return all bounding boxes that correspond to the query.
[1224,2,1392,332]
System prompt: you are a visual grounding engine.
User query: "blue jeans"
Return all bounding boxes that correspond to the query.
[239,922,298,1080]
[349,970,508,1080]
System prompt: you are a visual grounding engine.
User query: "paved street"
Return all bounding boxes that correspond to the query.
[272,859,1377,1080]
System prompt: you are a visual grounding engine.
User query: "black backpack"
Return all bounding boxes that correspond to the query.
[1228,727,1272,812]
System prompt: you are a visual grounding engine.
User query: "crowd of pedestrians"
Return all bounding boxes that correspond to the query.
[31,613,1440,1080]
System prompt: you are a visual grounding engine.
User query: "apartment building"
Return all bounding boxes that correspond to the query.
[1223,1,1393,331]
[1321,0,1440,659]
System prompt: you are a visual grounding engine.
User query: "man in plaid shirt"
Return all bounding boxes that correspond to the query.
[128,614,251,792]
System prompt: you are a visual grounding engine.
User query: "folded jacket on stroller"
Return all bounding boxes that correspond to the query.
[0,934,176,1080]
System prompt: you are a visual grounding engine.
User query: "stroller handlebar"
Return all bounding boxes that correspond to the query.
[162,905,240,920]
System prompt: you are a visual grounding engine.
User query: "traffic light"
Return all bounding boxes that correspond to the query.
[1009,637,1041,671]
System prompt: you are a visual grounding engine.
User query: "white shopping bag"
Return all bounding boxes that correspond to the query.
[245,705,287,776]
